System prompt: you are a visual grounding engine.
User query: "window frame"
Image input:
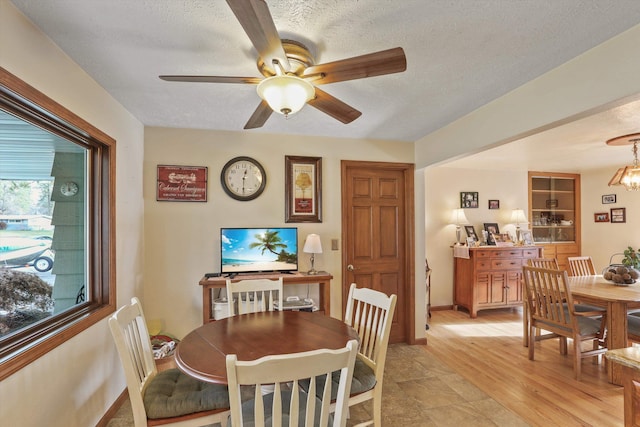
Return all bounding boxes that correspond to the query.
[0,67,116,380]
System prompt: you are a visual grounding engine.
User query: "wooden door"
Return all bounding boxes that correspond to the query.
[341,160,415,344]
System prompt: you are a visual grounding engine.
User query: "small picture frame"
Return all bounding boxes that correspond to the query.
[488,199,500,210]
[464,225,478,241]
[466,236,476,247]
[602,194,617,204]
[521,230,534,246]
[483,223,500,245]
[460,191,479,208]
[611,207,626,223]
[594,212,610,223]
[546,199,558,208]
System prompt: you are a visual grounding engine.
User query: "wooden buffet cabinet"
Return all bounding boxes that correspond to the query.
[454,246,542,318]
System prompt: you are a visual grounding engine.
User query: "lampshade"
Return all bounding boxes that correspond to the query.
[303,234,323,254]
[449,208,469,226]
[606,133,640,191]
[510,209,528,225]
[256,75,315,117]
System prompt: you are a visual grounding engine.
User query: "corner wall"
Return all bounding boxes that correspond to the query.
[1,2,145,426]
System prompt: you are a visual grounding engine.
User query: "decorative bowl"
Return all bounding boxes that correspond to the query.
[602,264,639,286]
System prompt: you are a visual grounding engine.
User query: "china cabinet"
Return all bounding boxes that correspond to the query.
[528,171,581,270]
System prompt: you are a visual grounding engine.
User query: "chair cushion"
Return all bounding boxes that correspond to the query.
[300,356,377,400]
[143,368,230,419]
[231,389,332,427]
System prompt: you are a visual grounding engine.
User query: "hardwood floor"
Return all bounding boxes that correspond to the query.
[426,308,625,427]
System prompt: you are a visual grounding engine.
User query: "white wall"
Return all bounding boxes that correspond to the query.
[425,167,529,307]
[1,2,144,426]
[143,127,418,338]
[581,168,640,271]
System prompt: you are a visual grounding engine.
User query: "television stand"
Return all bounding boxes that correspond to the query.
[199,271,333,323]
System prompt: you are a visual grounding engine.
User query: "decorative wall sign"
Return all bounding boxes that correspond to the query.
[285,155,322,223]
[157,165,207,202]
[488,199,499,210]
[602,194,616,204]
[460,192,479,208]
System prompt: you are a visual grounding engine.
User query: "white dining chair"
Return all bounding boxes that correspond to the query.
[108,297,230,427]
[226,277,283,315]
[226,339,359,427]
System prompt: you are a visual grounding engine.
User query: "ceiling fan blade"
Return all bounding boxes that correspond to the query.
[244,100,273,129]
[226,0,291,72]
[303,47,407,85]
[159,75,262,84]
[308,88,362,124]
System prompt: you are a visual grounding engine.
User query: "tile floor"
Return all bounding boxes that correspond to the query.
[106,343,527,426]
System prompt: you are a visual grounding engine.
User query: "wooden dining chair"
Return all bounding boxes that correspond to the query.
[628,313,640,343]
[108,297,230,427]
[226,277,283,315]
[226,339,359,427]
[567,256,597,276]
[522,266,607,381]
[342,283,397,427]
[528,257,559,269]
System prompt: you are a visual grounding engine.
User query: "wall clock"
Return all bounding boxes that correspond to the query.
[60,181,79,197]
[220,156,266,201]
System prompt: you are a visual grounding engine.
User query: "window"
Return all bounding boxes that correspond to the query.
[0,68,115,380]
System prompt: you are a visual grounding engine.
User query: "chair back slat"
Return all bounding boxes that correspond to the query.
[568,256,596,276]
[226,278,283,315]
[226,340,358,427]
[528,258,559,269]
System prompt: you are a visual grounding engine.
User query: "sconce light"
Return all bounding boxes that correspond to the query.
[303,234,323,275]
[510,209,528,242]
[450,209,469,246]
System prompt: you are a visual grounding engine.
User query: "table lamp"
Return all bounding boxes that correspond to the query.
[303,233,323,275]
[511,208,528,243]
[450,208,469,246]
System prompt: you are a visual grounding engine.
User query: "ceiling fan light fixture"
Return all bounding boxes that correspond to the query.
[606,134,640,191]
[257,75,315,117]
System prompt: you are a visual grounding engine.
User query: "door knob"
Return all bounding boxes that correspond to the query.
[347,264,355,271]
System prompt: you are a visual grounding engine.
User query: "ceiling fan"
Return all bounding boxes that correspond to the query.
[159,0,407,130]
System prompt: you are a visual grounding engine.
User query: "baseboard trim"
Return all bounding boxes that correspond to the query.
[95,388,128,427]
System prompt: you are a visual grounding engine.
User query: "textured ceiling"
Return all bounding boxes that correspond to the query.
[8,0,640,170]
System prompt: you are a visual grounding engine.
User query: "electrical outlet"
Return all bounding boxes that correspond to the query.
[331,239,339,250]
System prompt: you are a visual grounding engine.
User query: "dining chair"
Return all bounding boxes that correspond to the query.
[628,312,640,343]
[226,277,283,315]
[527,258,559,269]
[108,297,230,427]
[226,339,359,427]
[567,256,597,276]
[342,283,397,427]
[522,266,607,381]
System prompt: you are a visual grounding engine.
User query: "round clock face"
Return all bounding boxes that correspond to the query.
[220,156,266,201]
[60,181,79,197]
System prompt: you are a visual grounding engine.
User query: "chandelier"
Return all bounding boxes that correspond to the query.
[607,133,640,191]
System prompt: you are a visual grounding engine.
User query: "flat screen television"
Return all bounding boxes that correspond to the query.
[220,227,298,274]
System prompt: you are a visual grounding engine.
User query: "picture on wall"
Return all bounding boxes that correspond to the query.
[285,155,322,223]
[602,194,616,204]
[156,165,208,202]
[594,212,610,222]
[611,207,626,223]
[488,199,500,210]
[460,191,479,208]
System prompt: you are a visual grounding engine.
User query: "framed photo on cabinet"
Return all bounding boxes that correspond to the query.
[285,155,322,223]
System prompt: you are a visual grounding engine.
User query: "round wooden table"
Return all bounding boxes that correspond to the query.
[175,311,359,384]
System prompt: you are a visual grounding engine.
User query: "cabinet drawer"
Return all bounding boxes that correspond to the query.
[475,250,491,259]
[491,259,522,269]
[476,260,492,270]
[522,249,540,258]
[491,249,523,258]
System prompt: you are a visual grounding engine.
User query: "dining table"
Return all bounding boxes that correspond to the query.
[175,310,359,384]
[568,275,640,385]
